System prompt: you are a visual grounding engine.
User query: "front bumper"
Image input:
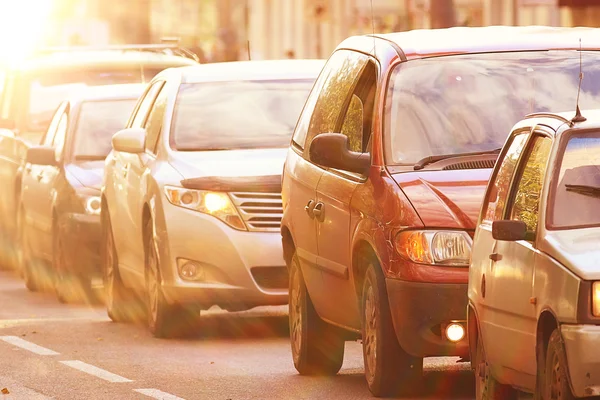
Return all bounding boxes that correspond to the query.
[386,279,469,358]
[60,213,101,275]
[158,203,288,310]
[561,324,600,397]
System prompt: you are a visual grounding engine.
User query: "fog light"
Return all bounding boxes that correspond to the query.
[445,323,465,342]
[179,261,204,281]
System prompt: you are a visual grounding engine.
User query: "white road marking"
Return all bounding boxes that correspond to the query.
[0,336,59,356]
[134,389,186,400]
[60,360,132,383]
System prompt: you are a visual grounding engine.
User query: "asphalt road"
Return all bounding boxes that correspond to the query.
[0,270,476,400]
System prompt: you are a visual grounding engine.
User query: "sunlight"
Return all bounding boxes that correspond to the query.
[0,0,55,62]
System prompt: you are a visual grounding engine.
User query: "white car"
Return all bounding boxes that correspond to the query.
[468,109,600,399]
[101,59,325,337]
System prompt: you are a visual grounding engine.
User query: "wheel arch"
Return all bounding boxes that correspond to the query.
[467,301,480,368]
[536,308,560,368]
[351,239,382,301]
[281,225,295,268]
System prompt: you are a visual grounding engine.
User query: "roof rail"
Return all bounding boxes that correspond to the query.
[524,112,571,124]
[33,43,200,62]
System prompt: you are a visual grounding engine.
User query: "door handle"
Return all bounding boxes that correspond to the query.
[489,253,502,262]
[304,199,315,219]
[313,202,325,222]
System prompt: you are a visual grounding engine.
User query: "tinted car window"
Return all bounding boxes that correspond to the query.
[144,87,169,154]
[72,99,138,159]
[171,79,314,151]
[509,136,552,233]
[384,51,600,165]
[482,133,528,223]
[550,132,600,229]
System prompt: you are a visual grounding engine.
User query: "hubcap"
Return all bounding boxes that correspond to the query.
[550,351,561,399]
[290,265,302,361]
[364,284,377,383]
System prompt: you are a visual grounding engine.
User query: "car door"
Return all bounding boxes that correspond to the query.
[486,132,553,387]
[285,50,350,309]
[21,103,65,257]
[111,81,164,282]
[313,54,378,328]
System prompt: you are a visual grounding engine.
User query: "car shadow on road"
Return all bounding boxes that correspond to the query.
[181,311,290,341]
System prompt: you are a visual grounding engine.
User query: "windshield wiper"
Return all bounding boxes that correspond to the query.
[414,148,502,170]
[565,184,600,198]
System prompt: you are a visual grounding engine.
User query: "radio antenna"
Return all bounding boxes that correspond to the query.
[370,0,376,52]
[572,38,586,124]
[247,40,251,61]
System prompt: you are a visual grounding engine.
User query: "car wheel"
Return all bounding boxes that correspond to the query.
[542,329,575,400]
[475,333,518,400]
[102,210,143,323]
[289,251,345,375]
[144,219,198,338]
[53,229,92,304]
[20,212,40,292]
[362,262,423,397]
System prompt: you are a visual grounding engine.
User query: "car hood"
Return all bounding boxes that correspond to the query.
[390,169,492,230]
[170,148,287,181]
[542,228,600,281]
[65,160,105,190]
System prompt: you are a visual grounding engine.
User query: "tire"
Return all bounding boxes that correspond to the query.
[474,334,518,400]
[53,228,92,304]
[361,263,423,397]
[289,251,345,375]
[541,329,575,400]
[20,211,40,292]
[144,218,198,338]
[102,209,143,323]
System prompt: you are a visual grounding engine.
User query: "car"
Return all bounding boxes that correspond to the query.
[468,108,600,399]
[280,26,600,397]
[0,44,198,270]
[101,59,325,338]
[18,83,145,301]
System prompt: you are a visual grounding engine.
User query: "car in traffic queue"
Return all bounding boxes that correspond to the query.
[469,109,600,399]
[18,84,145,302]
[0,44,198,270]
[280,26,600,397]
[101,59,325,338]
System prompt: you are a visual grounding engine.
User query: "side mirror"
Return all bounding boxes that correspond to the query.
[492,220,528,241]
[112,128,146,154]
[309,133,370,175]
[26,145,58,167]
[0,119,14,130]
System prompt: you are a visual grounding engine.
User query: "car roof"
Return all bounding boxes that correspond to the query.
[65,83,145,106]
[174,59,326,83]
[342,26,600,60]
[8,50,198,72]
[513,109,600,136]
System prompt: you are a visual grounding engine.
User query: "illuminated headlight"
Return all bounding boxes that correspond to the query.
[77,190,101,215]
[164,186,246,231]
[593,282,600,317]
[395,230,472,266]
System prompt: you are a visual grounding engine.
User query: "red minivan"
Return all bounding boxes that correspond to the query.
[280,26,600,397]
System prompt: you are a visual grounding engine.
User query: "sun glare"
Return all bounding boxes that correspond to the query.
[0,0,55,62]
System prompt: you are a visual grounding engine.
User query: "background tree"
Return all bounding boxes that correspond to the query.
[429,0,457,29]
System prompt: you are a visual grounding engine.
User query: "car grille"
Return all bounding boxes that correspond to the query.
[229,192,283,232]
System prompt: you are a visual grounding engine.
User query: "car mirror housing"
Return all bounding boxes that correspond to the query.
[492,220,528,241]
[309,133,370,175]
[26,145,58,167]
[112,128,146,154]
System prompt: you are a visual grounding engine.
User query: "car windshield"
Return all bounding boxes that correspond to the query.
[549,131,600,229]
[384,51,600,165]
[72,99,138,159]
[27,67,165,131]
[170,79,315,151]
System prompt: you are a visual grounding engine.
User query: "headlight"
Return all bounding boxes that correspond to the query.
[593,282,600,317]
[76,189,101,216]
[163,186,246,231]
[395,230,472,267]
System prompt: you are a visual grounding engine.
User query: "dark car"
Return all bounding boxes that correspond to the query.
[280,26,600,397]
[0,45,198,270]
[18,83,144,301]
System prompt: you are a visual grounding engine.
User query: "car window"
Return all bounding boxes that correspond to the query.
[41,103,67,146]
[304,50,369,154]
[481,132,529,224]
[143,85,169,154]
[508,135,553,234]
[129,81,165,129]
[52,112,69,160]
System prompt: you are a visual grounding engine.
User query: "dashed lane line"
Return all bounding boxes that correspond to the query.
[134,389,186,400]
[60,360,133,383]
[0,336,60,356]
